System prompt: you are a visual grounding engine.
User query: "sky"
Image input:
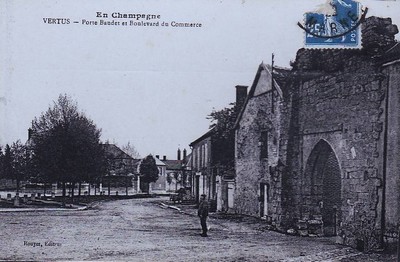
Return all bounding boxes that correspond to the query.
[1,0,399,159]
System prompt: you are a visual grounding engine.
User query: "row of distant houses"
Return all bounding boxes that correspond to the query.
[102,144,190,194]
[188,85,247,210]
[149,150,191,193]
[187,16,400,252]
[1,139,190,196]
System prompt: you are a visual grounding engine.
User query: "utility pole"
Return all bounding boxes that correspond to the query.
[271,53,275,114]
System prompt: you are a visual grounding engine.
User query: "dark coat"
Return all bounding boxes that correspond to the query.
[198,199,209,217]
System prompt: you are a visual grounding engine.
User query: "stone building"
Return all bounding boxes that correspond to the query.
[148,155,167,193]
[144,152,190,194]
[234,63,287,224]
[159,149,188,192]
[234,16,400,251]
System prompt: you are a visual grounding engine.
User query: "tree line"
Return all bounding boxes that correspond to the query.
[0,141,30,192]
[0,94,159,204]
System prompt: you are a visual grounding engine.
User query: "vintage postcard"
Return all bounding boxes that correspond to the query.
[1,0,400,261]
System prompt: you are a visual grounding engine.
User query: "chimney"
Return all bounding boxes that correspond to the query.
[235,85,248,109]
[163,155,166,161]
[28,128,33,140]
[177,148,181,160]
[156,155,160,159]
[183,148,187,160]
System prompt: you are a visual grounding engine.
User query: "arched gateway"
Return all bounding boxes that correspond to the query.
[303,140,342,236]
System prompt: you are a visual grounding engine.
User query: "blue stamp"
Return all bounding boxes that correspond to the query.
[299,0,367,48]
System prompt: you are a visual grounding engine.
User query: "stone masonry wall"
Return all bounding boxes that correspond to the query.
[277,81,302,228]
[294,71,386,250]
[383,62,400,240]
[234,16,399,251]
[278,16,399,251]
[235,91,283,226]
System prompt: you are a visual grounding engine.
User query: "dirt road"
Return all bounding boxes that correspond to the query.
[0,197,395,261]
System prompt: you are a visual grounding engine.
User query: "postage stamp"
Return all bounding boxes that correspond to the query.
[300,0,366,48]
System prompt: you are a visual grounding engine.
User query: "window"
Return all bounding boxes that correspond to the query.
[192,149,196,169]
[260,131,268,159]
[200,145,203,168]
[205,144,208,167]
[202,144,206,167]
[197,147,201,169]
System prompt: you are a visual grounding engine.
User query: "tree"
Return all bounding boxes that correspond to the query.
[10,140,29,192]
[0,143,28,192]
[0,146,4,179]
[3,144,12,180]
[121,141,141,159]
[31,94,106,204]
[139,155,159,193]
[207,103,239,176]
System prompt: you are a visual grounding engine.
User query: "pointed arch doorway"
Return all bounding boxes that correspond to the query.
[303,140,342,236]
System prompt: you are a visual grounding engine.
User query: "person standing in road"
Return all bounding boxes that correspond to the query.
[198,194,209,237]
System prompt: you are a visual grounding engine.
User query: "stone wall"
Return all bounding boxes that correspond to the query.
[234,16,400,251]
[292,71,385,250]
[278,16,399,251]
[235,86,283,227]
[383,61,400,240]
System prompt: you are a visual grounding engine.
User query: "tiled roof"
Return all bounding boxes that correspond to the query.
[102,144,140,175]
[189,128,215,146]
[163,159,183,170]
[234,63,290,129]
[102,144,133,159]
[153,156,166,166]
